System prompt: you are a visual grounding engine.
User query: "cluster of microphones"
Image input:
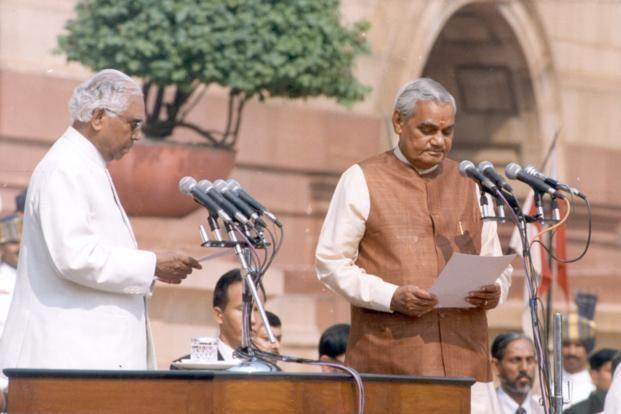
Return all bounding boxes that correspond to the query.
[458,160,585,223]
[178,176,281,247]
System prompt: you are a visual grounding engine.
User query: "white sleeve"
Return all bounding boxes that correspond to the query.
[479,195,513,305]
[604,367,621,413]
[38,167,156,294]
[315,165,398,312]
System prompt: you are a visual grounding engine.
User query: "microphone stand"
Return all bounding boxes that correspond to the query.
[195,210,367,414]
[492,189,556,413]
[223,222,279,373]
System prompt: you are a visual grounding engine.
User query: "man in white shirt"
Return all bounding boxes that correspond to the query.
[0,69,202,384]
[603,353,621,414]
[254,310,282,355]
[318,323,350,373]
[0,214,21,337]
[315,77,512,413]
[212,269,246,360]
[562,314,597,408]
[565,348,618,414]
[172,269,262,364]
[491,332,544,414]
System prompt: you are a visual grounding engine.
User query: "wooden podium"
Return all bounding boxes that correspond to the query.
[4,368,473,413]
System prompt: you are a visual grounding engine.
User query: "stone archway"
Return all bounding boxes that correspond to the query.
[423,2,540,167]
[375,0,561,176]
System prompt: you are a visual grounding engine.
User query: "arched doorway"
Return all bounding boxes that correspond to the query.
[375,1,561,180]
[422,2,541,170]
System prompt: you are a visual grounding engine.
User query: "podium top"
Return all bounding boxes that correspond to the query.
[4,368,474,385]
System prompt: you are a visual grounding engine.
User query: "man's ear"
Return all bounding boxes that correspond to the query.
[491,357,500,374]
[392,110,403,135]
[319,355,331,363]
[588,369,598,383]
[90,108,106,132]
[212,306,224,325]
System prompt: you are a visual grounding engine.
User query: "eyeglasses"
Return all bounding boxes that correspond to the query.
[104,109,144,134]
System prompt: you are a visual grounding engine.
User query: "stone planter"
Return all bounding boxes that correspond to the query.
[108,141,235,217]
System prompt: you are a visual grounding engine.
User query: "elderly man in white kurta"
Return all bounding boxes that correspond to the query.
[0,70,201,387]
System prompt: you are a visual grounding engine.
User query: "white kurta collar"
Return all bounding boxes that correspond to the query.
[497,386,540,413]
[63,127,106,168]
[392,146,439,176]
[218,339,242,361]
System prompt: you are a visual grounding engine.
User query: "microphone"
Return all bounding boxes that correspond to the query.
[458,160,498,193]
[214,179,267,228]
[505,163,562,198]
[196,179,252,227]
[478,161,513,192]
[178,176,232,223]
[523,165,585,198]
[226,179,282,227]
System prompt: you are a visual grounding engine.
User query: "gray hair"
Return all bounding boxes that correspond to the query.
[393,78,456,121]
[68,69,143,122]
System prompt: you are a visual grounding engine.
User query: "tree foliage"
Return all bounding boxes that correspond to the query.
[57,0,371,148]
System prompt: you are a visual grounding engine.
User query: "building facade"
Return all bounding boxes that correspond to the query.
[1,0,620,368]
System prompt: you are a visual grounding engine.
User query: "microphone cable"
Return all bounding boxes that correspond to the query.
[530,194,592,264]
[247,346,366,414]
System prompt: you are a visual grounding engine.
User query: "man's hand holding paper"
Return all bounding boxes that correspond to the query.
[466,283,501,310]
[390,285,438,317]
[429,253,515,309]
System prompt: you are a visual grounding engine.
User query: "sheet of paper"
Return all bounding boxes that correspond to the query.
[429,253,516,308]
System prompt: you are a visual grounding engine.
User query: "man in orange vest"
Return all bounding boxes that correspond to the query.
[316,78,513,412]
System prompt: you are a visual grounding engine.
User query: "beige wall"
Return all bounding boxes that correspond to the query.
[1,0,620,369]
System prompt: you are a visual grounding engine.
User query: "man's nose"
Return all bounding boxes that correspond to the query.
[132,128,143,141]
[430,132,444,146]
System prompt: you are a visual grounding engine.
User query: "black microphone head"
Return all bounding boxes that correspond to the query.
[226,179,242,192]
[505,163,522,180]
[222,180,235,192]
[477,160,494,172]
[179,176,197,194]
[196,179,213,192]
[478,160,513,192]
[523,165,541,178]
[458,160,475,177]
[213,179,228,192]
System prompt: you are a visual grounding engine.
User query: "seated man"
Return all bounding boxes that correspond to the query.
[254,310,282,354]
[318,323,350,373]
[565,348,618,414]
[172,269,263,365]
[491,332,543,414]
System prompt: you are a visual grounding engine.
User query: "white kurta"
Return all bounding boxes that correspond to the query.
[217,340,242,362]
[604,366,621,414]
[496,387,545,414]
[0,127,157,381]
[0,262,17,337]
[563,369,596,408]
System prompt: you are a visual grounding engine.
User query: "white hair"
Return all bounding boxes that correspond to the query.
[68,69,143,122]
[393,78,456,121]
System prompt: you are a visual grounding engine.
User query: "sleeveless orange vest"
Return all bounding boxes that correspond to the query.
[347,152,492,381]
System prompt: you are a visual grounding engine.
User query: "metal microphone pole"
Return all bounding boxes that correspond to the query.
[224,222,279,372]
[552,313,564,413]
[495,189,553,413]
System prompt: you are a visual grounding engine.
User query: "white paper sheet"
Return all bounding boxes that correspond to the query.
[429,253,516,308]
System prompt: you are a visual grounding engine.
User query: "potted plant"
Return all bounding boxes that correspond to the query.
[56,0,370,217]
